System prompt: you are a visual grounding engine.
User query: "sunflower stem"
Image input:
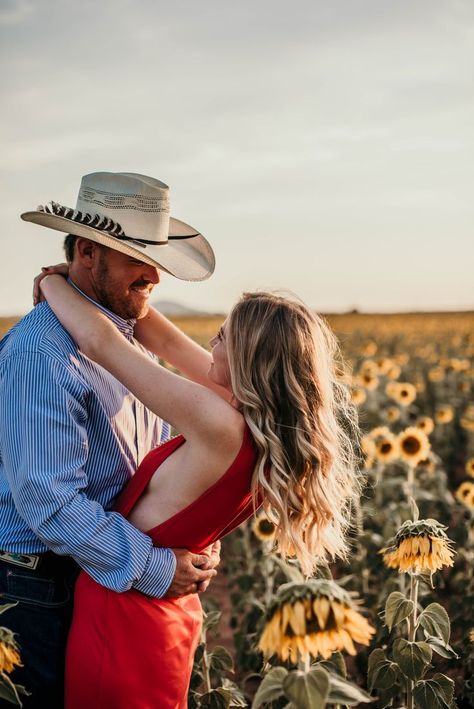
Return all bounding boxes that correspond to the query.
[406,463,415,501]
[298,651,310,673]
[406,572,419,709]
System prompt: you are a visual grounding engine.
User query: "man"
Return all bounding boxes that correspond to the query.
[0,172,220,707]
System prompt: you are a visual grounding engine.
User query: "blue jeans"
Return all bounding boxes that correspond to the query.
[0,554,79,708]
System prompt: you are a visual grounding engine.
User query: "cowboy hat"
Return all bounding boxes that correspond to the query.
[21,172,215,281]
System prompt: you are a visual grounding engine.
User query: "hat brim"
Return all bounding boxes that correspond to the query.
[21,211,215,282]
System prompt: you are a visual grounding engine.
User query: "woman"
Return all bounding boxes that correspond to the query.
[38,273,359,708]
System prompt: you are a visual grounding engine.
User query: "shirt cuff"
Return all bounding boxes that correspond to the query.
[133,546,176,598]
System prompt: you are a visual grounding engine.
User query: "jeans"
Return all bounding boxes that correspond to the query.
[0,555,80,709]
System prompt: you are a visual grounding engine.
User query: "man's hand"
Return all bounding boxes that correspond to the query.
[164,548,218,598]
[196,540,221,593]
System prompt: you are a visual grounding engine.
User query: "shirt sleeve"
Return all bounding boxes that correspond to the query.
[0,351,176,598]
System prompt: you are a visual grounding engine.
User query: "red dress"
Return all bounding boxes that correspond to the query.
[65,425,259,708]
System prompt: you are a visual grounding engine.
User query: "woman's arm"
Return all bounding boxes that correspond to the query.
[40,275,238,442]
[134,308,231,401]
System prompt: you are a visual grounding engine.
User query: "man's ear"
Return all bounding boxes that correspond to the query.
[75,238,102,268]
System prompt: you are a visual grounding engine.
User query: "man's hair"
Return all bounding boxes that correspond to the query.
[64,234,78,263]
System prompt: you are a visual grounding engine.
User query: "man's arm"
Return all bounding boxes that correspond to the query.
[0,351,213,596]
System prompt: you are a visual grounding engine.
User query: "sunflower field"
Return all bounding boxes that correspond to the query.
[0,311,473,708]
[172,310,473,709]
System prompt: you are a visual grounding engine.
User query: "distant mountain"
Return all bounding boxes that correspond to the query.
[150,300,206,316]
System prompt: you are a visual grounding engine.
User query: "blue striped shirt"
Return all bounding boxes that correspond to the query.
[0,288,176,597]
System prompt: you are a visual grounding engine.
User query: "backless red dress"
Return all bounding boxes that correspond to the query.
[65,425,259,708]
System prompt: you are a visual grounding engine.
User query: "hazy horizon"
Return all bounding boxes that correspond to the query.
[1,0,473,317]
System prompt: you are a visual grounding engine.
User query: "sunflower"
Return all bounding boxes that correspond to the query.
[252,513,277,542]
[380,518,455,573]
[360,359,379,375]
[375,432,399,464]
[258,580,374,663]
[386,364,401,380]
[0,632,22,675]
[465,458,474,478]
[361,435,376,469]
[361,341,378,357]
[395,353,410,366]
[357,371,380,391]
[388,382,417,407]
[386,407,401,423]
[455,481,474,511]
[351,387,367,407]
[428,367,445,383]
[397,427,431,467]
[375,357,393,375]
[435,405,454,424]
[415,416,435,435]
[460,417,474,432]
[368,425,391,440]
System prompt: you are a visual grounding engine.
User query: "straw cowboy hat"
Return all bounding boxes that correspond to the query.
[21,172,215,281]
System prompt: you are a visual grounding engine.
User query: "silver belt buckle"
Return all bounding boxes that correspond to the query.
[0,551,40,569]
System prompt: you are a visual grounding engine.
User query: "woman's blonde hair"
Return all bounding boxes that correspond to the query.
[226,292,360,576]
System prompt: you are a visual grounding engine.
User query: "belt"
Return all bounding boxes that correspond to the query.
[0,550,78,575]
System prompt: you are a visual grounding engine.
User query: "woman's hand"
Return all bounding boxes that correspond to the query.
[33,263,69,306]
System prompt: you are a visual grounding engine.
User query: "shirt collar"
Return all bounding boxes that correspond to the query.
[68,280,136,339]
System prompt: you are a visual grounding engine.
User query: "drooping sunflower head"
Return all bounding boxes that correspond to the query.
[435,405,454,424]
[257,580,375,664]
[415,416,435,435]
[380,518,455,574]
[0,630,22,675]
[455,481,474,511]
[252,513,277,542]
[397,427,431,467]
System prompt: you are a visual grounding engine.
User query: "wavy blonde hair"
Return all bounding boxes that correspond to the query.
[226,292,360,576]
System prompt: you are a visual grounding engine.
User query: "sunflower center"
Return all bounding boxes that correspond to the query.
[380,442,393,454]
[402,437,421,454]
[258,519,275,535]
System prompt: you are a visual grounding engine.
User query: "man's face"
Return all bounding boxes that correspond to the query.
[91,247,160,320]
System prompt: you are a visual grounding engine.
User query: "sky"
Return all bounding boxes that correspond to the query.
[1,0,473,316]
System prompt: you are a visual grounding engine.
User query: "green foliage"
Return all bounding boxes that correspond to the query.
[384,591,414,631]
[281,668,330,709]
[392,638,432,681]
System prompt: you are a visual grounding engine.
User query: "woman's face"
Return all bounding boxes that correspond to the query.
[209,320,232,389]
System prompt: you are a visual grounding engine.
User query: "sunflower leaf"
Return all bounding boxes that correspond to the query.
[417,603,450,644]
[251,667,288,709]
[0,674,24,705]
[413,674,454,709]
[384,591,414,632]
[326,673,375,705]
[423,635,459,659]
[392,638,432,681]
[282,667,330,709]
[367,649,399,692]
[209,646,234,673]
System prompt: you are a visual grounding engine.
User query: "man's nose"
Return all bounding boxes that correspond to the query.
[142,266,160,285]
